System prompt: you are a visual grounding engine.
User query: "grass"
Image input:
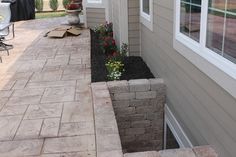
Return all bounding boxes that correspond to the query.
[36,11,67,19]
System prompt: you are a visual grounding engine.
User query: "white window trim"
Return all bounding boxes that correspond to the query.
[86,0,105,8]
[140,0,153,31]
[164,105,193,149]
[174,0,236,99]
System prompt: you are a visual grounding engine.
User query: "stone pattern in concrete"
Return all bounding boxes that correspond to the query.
[0,17,95,157]
[108,79,166,153]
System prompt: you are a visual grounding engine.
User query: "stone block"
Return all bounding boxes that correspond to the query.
[96,134,122,152]
[136,91,157,99]
[136,106,156,113]
[129,99,151,107]
[129,79,150,92]
[131,120,151,128]
[125,128,145,135]
[149,79,165,91]
[118,122,131,129]
[107,80,129,93]
[124,151,158,157]
[91,82,107,91]
[114,92,135,100]
[129,114,146,121]
[97,150,123,157]
[93,89,110,98]
[113,100,130,108]
[193,146,218,157]
[115,107,136,115]
[120,135,136,143]
[159,148,195,157]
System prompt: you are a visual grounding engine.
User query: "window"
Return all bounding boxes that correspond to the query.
[87,0,102,4]
[143,0,150,15]
[140,0,153,30]
[180,0,202,42]
[176,0,236,64]
[175,0,236,97]
[206,0,236,63]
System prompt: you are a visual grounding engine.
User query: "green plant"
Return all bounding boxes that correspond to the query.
[50,0,59,11]
[93,22,113,37]
[106,60,125,80]
[63,0,70,9]
[121,43,128,57]
[35,0,44,12]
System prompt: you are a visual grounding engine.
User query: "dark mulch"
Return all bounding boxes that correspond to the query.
[91,30,154,82]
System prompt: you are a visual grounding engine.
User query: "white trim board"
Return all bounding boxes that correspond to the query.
[119,0,129,48]
[164,105,193,149]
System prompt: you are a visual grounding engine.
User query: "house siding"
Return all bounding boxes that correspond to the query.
[128,0,140,56]
[140,0,236,157]
[86,8,106,28]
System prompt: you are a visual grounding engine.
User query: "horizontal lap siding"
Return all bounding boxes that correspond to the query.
[141,0,236,157]
[128,0,140,56]
[86,8,106,28]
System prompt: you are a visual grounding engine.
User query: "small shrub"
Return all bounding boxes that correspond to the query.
[50,0,59,11]
[35,0,44,12]
[63,0,70,9]
[106,60,124,81]
[93,22,113,37]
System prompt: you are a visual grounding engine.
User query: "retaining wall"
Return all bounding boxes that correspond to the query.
[107,79,166,152]
[91,80,218,157]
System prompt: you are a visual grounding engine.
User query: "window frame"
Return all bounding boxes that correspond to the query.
[164,105,193,149]
[174,0,236,99]
[86,0,104,8]
[140,0,153,31]
[87,0,102,4]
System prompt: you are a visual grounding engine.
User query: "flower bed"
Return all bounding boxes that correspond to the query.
[90,23,154,82]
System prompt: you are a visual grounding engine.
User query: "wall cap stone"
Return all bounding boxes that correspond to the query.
[129,79,151,92]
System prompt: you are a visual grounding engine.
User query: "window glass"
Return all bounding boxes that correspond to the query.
[180,0,202,42]
[207,0,236,63]
[166,125,180,149]
[143,0,150,15]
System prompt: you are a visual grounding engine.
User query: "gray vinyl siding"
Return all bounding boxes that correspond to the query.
[86,8,106,28]
[140,0,236,157]
[128,0,140,56]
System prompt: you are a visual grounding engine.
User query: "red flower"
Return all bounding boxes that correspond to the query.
[112,40,116,45]
[112,51,117,56]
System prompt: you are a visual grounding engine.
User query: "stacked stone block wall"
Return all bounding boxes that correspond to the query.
[107,79,166,153]
[91,82,218,157]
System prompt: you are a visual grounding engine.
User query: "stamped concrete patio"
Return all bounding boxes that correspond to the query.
[0,17,95,157]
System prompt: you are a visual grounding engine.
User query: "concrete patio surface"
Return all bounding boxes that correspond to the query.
[0,17,95,157]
